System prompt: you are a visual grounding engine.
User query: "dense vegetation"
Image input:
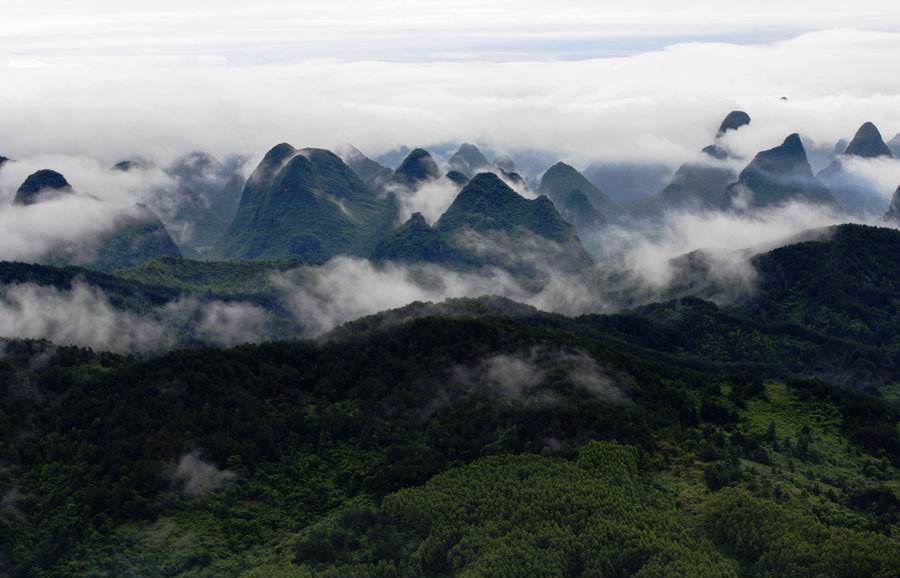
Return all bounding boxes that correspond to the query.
[1,224,900,577]
[1,299,898,576]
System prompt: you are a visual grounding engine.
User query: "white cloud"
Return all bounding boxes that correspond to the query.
[0,28,897,167]
[172,451,237,496]
[0,280,276,352]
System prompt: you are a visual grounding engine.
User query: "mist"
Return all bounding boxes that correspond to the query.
[171,451,237,497]
[0,281,277,353]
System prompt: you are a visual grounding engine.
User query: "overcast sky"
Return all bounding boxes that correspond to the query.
[1,1,899,163]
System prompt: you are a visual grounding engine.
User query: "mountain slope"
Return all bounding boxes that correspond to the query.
[818,122,894,213]
[436,172,593,271]
[538,161,614,213]
[726,134,834,208]
[392,148,441,188]
[11,169,181,271]
[340,144,394,189]
[214,144,396,261]
[629,111,751,216]
[13,169,72,205]
[448,143,489,177]
[2,294,898,576]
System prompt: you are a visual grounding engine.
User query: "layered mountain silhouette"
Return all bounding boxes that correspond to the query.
[111,152,247,256]
[371,212,471,266]
[627,111,751,217]
[539,162,613,213]
[375,173,592,277]
[13,169,180,271]
[448,143,489,177]
[818,122,895,214]
[14,169,73,205]
[164,152,247,254]
[726,134,834,208]
[214,144,396,262]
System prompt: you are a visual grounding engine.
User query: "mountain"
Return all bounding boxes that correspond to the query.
[373,144,411,169]
[885,186,900,223]
[628,111,751,217]
[436,172,593,272]
[392,147,441,188]
[437,173,580,242]
[0,154,8,168]
[214,144,397,262]
[0,260,180,310]
[726,134,834,208]
[538,161,614,215]
[10,169,181,270]
[560,189,605,231]
[653,160,733,209]
[371,212,471,266]
[164,152,247,254]
[716,110,752,137]
[80,205,183,271]
[445,170,469,187]
[447,143,489,177]
[818,123,894,214]
[5,224,900,574]
[842,122,893,159]
[110,153,247,256]
[13,169,73,205]
[374,173,592,276]
[339,144,393,189]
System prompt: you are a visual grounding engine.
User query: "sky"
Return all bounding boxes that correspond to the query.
[0,1,899,164]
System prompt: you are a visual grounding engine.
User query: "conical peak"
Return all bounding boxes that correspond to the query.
[843,122,893,158]
[394,148,441,186]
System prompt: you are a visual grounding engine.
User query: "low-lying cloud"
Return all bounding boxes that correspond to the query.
[452,347,626,405]
[0,281,276,353]
[171,451,237,497]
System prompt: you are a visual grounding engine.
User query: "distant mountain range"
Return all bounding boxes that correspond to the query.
[2,111,898,277]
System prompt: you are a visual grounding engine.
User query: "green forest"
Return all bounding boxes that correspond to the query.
[3,225,900,578]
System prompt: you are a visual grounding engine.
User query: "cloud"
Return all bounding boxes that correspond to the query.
[598,201,871,292]
[451,346,625,404]
[833,156,900,202]
[270,257,527,336]
[267,198,884,337]
[0,281,173,352]
[0,280,276,353]
[171,451,237,497]
[0,155,185,263]
[0,29,898,168]
[386,176,463,224]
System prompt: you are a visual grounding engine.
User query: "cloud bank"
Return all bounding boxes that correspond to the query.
[0,29,898,169]
[0,281,276,353]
